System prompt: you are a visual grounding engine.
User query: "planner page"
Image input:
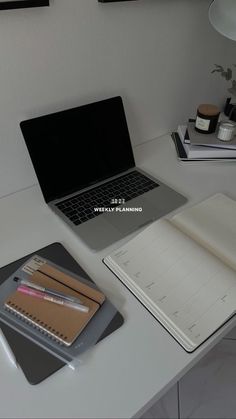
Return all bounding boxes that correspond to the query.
[171,194,236,272]
[104,219,236,351]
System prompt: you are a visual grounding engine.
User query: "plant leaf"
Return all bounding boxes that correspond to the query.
[214,64,224,70]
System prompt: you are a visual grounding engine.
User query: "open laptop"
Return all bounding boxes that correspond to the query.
[20,96,187,250]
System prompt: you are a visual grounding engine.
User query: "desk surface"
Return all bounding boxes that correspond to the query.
[1,134,236,419]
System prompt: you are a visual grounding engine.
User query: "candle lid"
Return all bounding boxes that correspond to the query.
[219,122,235,131]
[198,104,220,116]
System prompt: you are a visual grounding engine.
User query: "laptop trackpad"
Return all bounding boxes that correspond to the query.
[103,198,157,234]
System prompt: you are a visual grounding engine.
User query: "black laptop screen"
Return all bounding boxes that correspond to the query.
[20,96,135,203]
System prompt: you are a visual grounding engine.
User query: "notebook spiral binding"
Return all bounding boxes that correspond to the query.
[4,301,67,346]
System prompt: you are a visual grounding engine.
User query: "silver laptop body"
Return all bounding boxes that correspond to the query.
[20,96,187,250]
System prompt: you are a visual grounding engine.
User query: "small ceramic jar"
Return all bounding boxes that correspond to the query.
[217,122,235,142]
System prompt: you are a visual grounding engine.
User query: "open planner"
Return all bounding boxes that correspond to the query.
[104,193,236,352]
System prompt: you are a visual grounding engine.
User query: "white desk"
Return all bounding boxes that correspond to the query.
[1,134,236,419]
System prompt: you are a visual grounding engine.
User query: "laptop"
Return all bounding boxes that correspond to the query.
[20,96,187,250]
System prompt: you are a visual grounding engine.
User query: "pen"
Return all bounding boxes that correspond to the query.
[0,328,18,368]
[17,285,89,313]
[14,276,83,305]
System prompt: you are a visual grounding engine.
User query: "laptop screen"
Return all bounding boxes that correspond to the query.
[20,96,135,203]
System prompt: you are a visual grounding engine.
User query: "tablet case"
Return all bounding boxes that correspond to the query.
[0,243,124,385]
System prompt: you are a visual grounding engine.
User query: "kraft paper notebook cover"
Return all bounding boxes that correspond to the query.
[104,194,236,353]
[0,255,117,363]
[4,264,105,346]
[0,243,124,384]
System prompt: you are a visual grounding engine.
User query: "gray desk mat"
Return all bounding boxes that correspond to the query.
[0,243,124,385]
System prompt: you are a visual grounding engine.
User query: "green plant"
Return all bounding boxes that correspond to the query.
[211,64,236,96]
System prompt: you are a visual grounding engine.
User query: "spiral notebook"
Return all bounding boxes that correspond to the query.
[0,243,124,385]
[4,262,105,347]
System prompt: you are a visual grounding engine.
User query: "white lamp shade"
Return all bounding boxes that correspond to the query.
[209,0,236,41]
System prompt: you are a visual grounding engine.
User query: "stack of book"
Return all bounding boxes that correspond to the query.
[172,120,236,161]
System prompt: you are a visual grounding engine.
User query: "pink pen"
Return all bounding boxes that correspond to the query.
[17,285,89,313]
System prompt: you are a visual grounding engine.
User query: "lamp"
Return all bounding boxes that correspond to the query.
[209,0,236,41]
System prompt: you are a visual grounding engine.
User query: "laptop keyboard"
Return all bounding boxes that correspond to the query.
[55,171,159,226]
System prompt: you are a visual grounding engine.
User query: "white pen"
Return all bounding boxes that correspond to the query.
[0,328,18,368]
[17,285,90,313]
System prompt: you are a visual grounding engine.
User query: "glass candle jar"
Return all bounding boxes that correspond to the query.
[195,104,220,134]
[217,122,235,142]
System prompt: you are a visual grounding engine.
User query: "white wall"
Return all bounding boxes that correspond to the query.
[0,0,235,198]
